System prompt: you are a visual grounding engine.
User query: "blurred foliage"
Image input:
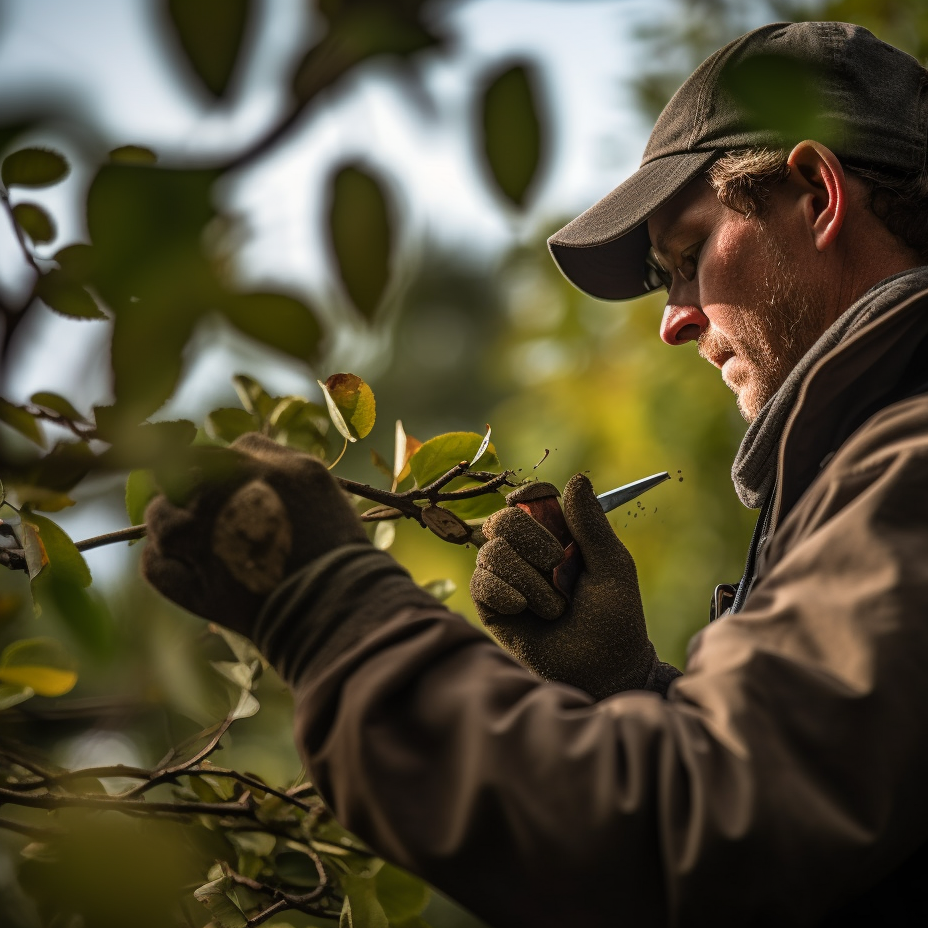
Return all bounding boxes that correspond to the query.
[632,0,928,121]
[1,0,919,925]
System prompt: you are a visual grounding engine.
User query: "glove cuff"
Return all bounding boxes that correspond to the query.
[254,543,440,687]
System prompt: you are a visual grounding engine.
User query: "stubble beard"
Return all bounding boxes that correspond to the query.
[698,227,828,423]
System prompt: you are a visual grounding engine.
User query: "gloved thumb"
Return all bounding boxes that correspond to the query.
[562,473,622,574]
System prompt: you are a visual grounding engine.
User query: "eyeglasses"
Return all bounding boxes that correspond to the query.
[643,242,703,292]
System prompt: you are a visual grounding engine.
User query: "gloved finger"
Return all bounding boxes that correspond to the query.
[140,540,205,616]
[562,473,627,575]
[482,506,564,571]
[476,537,566,620]
[144,495,209,562]
[470,565,527,617]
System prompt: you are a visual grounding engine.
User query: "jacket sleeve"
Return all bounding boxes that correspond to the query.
[262,397,928,928]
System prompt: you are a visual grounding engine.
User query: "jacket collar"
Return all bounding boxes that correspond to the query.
[732,266,928,512]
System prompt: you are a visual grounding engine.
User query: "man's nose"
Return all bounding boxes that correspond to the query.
[660,303,709,345]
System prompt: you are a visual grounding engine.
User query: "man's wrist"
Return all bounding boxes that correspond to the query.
[254,543,441,686]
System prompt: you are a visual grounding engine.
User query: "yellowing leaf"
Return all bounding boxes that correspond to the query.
[318,373,375,442]
[393,420,422,485]
[0,665,76,696]
[0,637,77,696]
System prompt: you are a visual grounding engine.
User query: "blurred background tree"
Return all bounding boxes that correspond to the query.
[0,0,924,925]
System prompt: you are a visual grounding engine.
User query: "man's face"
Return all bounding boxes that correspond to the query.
[647,178,828,421]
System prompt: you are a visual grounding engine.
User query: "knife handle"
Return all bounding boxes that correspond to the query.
[507,484,583,600]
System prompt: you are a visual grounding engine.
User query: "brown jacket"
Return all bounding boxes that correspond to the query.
[265,277,928,926]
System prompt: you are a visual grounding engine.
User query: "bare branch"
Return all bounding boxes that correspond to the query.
[0,817,65,840]
[0,785,255,818]
[75,524,147,552]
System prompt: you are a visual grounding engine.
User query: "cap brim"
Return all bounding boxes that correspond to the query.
[547,151,717,301]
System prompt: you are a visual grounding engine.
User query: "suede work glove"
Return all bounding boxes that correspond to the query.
[142,433,369,638]
[471,474,679,700]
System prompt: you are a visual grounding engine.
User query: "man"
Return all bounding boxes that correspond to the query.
[143,22,928,927]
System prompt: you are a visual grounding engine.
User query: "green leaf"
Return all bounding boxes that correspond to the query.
[0,637,77,696]
[319,373,376,442]
[421,578,456,602]
[205,407,260,444]
[166,0,251,98]
[328,163,393,319]
[408,432,500,487]
[269,398,329,454]
[439,481,505,521]
[223,292,323,363]
[340,874,390,928]
[13,202,55,244]
[23,513,113,656]
[480,62,544,207]
[2,147,69,187]
[193,875,248,928]
[0,399,45,447]
[231,374,276,422]
[125,469,158,526]
[35,270,105,319]
[23,440,95,496]
[408,433,504,520]
[87,165,220,422]
[98,418,197,471]
[228,831,275,858]
[275,850,322,888]
[375,864,430,922]
[108,145,158,165]
[30,391,88,424]
[12,488,75,513]
[53,243,95,282]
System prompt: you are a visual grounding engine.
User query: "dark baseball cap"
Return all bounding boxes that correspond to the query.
[548,21,928,301]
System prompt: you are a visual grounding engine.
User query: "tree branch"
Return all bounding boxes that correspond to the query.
[64,461,519,555]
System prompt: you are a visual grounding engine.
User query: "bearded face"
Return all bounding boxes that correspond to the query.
[696,221,829,421]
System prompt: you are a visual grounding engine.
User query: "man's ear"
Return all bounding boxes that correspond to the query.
[786,141,847,252]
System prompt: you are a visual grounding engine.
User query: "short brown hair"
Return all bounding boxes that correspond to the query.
[706,147,928,261]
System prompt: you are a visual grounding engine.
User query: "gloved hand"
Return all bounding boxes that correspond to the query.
[471,474,677,700]
[142,433,369,638]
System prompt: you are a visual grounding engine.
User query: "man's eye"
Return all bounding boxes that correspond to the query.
[678,242,703,282]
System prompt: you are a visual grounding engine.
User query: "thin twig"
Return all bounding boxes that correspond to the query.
[0,786,255,818]
[75,524,148,551]
[64,463,520,554]
[0,816,65,839]
[26,405,96,441]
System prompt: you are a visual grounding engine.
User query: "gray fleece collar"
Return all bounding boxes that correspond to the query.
[731,266,928,509]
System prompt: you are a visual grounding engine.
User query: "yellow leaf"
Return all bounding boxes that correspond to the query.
[0,665,76,697]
